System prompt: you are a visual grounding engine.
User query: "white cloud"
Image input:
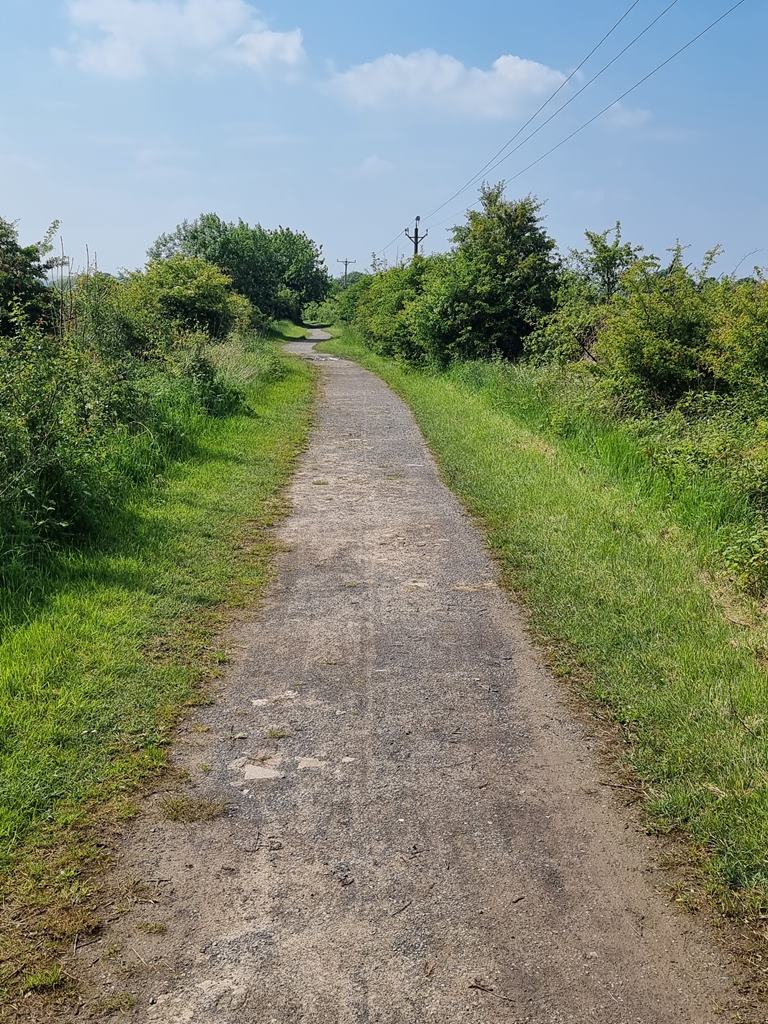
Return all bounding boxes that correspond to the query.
[605,102,653,130]
[329,49,565,120]
[62,0,304,77]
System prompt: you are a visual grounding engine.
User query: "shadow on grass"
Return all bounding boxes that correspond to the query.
[0,410,274,640]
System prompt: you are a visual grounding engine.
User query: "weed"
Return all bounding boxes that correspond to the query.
[21,965,63,993]
[266,727,292,741]
[137,922,167,936]
[98,992,137,1014]
[160,795,226,823]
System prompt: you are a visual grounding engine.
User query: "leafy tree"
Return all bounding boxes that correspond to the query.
[149,213,280,315]
[269,227,330,320]
[0,218,57,336]
[148,214,329,320]
[446,185,560,360]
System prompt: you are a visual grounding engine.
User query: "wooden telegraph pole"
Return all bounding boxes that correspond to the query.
[337,258,357,286]
[405,216,428,257]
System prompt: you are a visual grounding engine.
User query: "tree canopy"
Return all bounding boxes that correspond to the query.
[148,213,330,320]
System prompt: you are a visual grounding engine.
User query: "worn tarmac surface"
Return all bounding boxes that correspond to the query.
[76,332,748,1022]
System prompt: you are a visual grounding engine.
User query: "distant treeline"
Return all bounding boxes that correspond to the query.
[321,184,768,595]
[0,213,329,571]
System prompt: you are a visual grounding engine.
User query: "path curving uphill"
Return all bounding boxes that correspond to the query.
[76,341,748,1023]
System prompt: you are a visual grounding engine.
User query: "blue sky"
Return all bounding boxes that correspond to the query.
[1,0,765,276]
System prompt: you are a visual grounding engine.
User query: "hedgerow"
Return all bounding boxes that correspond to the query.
[0,215,329,573]
[328,184,768,595]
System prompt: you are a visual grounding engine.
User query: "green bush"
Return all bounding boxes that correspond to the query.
[124,256,246,342]
[148,213,330,320]
[349,185,559,365]
[353,260,427,360]
[598,247,721,405]
[528,223,642,364]
[0,230,261,567]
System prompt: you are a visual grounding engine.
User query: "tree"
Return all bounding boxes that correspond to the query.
[269,227,330,320]
[148,215,330,321]
[0,218,57,336]
[148,213,280,316]
[448,185,560,359]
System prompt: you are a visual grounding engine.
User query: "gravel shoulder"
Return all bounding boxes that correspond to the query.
[73,335,750,1022]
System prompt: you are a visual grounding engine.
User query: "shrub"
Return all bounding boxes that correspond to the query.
[598,247,721,406]
[353,260,427,360]
[0,231,257,567]
[124,256,245,342]
[528,223,642,364]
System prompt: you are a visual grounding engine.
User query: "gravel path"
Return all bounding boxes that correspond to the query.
[77,335,747,1023]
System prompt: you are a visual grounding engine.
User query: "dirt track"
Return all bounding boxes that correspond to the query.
[76,333,748,1022]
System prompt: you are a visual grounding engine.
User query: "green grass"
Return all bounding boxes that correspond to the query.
[271,319,308,340]
[0,336,313,1009]
[320,329,768,914]
[0,341,312,863]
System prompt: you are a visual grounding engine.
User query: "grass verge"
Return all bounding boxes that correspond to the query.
[319,329,768,919]
[270,319,308,340]
[0,337,313,1010]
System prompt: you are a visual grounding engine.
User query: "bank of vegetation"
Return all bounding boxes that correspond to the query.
[0,213,324,1001]
[320,185,768,916]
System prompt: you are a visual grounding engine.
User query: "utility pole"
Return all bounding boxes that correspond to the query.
[337,258,357,286]
[405,216,428,257]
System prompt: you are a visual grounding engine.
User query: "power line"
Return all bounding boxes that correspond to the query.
[432,0,750,233]
[376,228,409,259]
[423,0,646,223]
[424,0,681,224]
[374,0,646,257]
